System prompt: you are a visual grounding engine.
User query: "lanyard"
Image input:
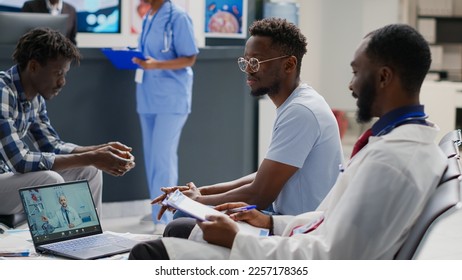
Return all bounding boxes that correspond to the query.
[376,112,428,136]
[140,11,157,53]
[140,1,169,53]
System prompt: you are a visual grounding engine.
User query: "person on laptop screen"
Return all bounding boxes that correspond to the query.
[41,195,82,229]
[0,28,135,218]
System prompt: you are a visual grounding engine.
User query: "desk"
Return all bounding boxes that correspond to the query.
[0,227,156,260]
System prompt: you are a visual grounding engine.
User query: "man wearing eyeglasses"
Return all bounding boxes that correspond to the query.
[151,17,343,236]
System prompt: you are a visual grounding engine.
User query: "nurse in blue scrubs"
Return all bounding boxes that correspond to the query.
[132,0,199,226]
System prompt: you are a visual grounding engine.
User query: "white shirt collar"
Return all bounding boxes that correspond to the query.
[46,0,63,15]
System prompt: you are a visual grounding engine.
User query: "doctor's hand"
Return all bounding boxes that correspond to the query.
[132,56,159,70]
[151,182,201,220]
[215,202,272,230]
[197,214,239,249]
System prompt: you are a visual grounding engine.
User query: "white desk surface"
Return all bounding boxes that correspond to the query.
[0,225,157,260]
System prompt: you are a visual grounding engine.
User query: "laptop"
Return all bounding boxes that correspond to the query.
[19,180,139,259]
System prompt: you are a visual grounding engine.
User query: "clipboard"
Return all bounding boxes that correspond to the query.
[101,48,146,70]
[162,190,223,222]
[162,190,270,237]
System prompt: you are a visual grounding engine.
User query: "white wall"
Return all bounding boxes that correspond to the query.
[298,0,402,111]
[258,0,403,163]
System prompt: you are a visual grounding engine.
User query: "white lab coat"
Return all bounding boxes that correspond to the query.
[162,124,447,259]
[48,206,82,229]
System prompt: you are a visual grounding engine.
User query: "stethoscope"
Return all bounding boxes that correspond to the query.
[376,112,428,136]
[162,0,173,53]
[140,0,173,54]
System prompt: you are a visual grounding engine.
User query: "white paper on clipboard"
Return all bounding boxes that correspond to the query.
[162,190,225,221]
[162,190,270,237]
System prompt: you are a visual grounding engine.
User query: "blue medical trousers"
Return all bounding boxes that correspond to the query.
[139,113,188,224]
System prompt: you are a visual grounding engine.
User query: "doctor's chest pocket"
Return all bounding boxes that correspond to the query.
[334,165,351,189]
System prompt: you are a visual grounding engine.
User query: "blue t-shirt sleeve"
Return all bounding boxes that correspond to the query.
[265,104,320,168]
[172,13,199,57]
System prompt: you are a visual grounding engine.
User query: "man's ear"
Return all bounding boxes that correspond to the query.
[379,66,393,88]
[285,55,297,73]
[27,59,39,73]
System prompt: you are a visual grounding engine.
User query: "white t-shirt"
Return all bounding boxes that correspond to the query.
[266,83,343,215]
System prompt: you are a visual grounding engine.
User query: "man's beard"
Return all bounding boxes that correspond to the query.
[355,79,377,123]
[250,81,281,97]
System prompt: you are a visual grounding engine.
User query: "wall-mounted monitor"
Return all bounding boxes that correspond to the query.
[0,0,121,34]
[67,0,121,33]
[0,11,68,45]
[0,0,24,12]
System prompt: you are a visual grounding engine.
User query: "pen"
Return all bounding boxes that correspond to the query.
[229,205,257,213]
[0,249,30,257]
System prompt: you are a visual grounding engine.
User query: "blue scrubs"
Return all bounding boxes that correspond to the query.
[137,0,199,224]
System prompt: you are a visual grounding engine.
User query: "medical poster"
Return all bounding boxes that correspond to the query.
[205,0,247,38]
[130,0,150,34]
[130,0,190,35]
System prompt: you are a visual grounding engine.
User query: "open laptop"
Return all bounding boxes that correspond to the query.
[19,180,139,259]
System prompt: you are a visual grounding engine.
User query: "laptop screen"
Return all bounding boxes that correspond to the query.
[19,180,103,246]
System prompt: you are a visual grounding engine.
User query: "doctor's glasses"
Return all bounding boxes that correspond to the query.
[237,55,290,73]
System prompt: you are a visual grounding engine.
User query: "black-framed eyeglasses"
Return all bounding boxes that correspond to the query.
[237,55,290,73]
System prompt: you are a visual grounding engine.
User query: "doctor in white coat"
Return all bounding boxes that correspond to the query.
[129,23,448,260]
[42,195,82,229]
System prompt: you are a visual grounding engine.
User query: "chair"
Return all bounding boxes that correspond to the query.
[439,129,461,159]
[394,175,462,259]
[439,129,462,146]
[439,156,462,184]
[0,212,27,229]
[439,139,460,159]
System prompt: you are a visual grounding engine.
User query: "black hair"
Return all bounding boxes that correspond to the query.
[249,17,307,76]
[13,27,81,71]
[365,24,431,95]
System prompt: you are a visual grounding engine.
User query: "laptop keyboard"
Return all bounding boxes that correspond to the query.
[43,234,135,252]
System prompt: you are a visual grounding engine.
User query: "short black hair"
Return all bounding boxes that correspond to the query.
[365,24,431,95]
[13,27,81,71]
[249,17,307,76]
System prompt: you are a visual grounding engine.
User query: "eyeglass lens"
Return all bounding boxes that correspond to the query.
[238,57,260,73]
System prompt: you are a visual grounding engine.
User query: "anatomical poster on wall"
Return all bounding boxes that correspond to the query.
[205,0,247,38]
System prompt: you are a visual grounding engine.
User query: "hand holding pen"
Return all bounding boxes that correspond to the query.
[214,202,272,230]
[228,205,257,213]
